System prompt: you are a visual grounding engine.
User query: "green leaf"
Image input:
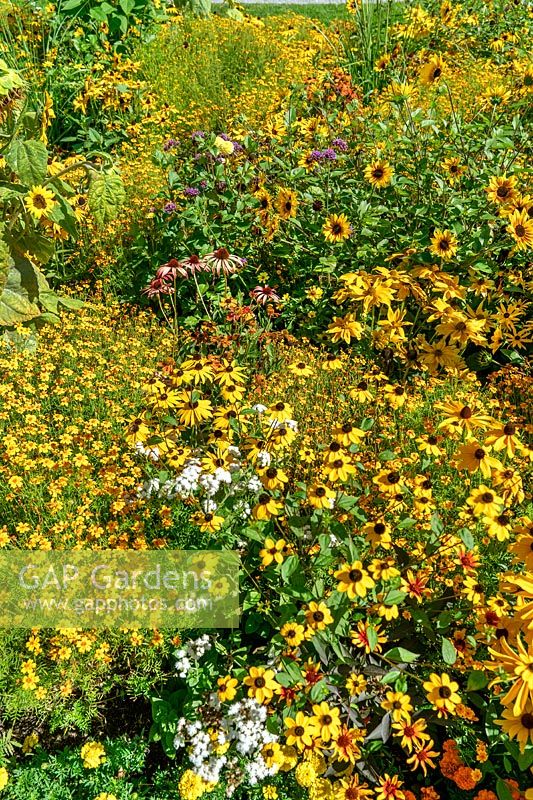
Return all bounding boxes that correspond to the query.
[466,669,488,692]
[280,555,299,583]
[459,528,475,550]
[384,647,419,663]
[441,637,457,665]
[5,139,48,187]
[496,778,513,800]
[367,625,379,652]
[88,169,126,227]
[517,749,533,771]
[0,268,39,325]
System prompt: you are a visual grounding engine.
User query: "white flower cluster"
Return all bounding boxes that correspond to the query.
[174,634,212,678]
[174,699,278,789]
[134,441,160,461]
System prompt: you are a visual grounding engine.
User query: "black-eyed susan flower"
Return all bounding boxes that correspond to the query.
[406,739,440,776]
[466,485,504,517]
[391,717,430,753]
[305,601,333,631]
[327,313,363,344]
[276,188,298,219]
[364,159,393,188]
[322,213,351,243]
[381,691,413,722]
[252,493,283,521]
[284,712,318,750]
[259,538,287,567]
[507,209,533,250]
[419,54,445,85]
[217,675,238,702]
[486,174,517,205]
[429,228,458,261]
[243,666,279,704]
[311,701,341,743]
[334,561,375,599]
[280,621,306,647]
[191,511,224,533]
[423,673,461,717]
[176,392,212,426]
[307,483,335,509]
[25,185,57,219]
[454,441,501,478]
[496,702,533,753]
[288,361,314,378]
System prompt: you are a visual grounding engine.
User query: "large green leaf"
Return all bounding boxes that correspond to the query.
[0,271,40,325]
[88,169,126,227]
[5,139,48,187]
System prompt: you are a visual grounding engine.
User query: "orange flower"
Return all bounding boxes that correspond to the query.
[453,766,481,790]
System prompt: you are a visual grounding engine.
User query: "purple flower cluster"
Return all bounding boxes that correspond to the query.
[310,148,337,162]
[184,187,200,197]
[163,138,179,151]
[163,202,177,214]
[331,137,348,151]
[191,130,206,142]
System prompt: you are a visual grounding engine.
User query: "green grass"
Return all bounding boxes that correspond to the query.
[243,3,350,24]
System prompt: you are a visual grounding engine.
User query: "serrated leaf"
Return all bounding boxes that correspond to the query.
[88,170,126,227]
[5,139,48,186]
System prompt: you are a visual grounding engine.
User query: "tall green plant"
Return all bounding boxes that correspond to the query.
[340,0,397,99]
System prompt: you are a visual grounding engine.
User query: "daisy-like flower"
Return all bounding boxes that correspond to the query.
[406,739,440,775]
[418,339,463,372]
[252,493,283,521]
[250,285,281,305]
[284,712,318,750]
[176,392,212,426]
[288,361,314,378]
[486,174,517,205]
[507,209,533,250]
[331,726,364,764]
[454,441,501,478]
[217,675,238,702]
[25,185,57,219]
[375,774,406,800]
[437,399,492,433]
[276,188,298,219]
[203,248,244,276]
[391,717,430,753]
[441,156,466,183]
[305,601,333,631]
[364,159,393,188]
[334,774,373,799]
[423,673,461,717]
[259,538,287,567]
[334,561,375,599]
[243,666,279,704]
[307,483,335,509]
[191,511,224,533]
[322,213,352,243]
[419,55,445,85]
[280,621,306,648]
[381,691,413,722]
[466,485,504,517]
[312,701,342,743]
[429,228,458,261]
[488,636,533,716]
[327,313,363,344]
[496,702,533,753]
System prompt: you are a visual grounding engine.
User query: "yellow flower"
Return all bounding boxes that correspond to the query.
[0,767,8,792]
[381,691,413,722]
[25,185,57,219]
[322,213,351,243]
[276,188,298,219]
[334,561,375,599]
[429,228,458,261]
[419,55,445,85]
[243,666,279,704]
[327,313,363,344]
[507,209,533,250]
[422,673,461,717]
[284,711,318,749]
[217,675,238,702]
[280,621,306,647]
[364,160,393,188]
[496,701,533,753]
[80,741,106,769]
[214,135,234,155]
[305,601,333,631]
